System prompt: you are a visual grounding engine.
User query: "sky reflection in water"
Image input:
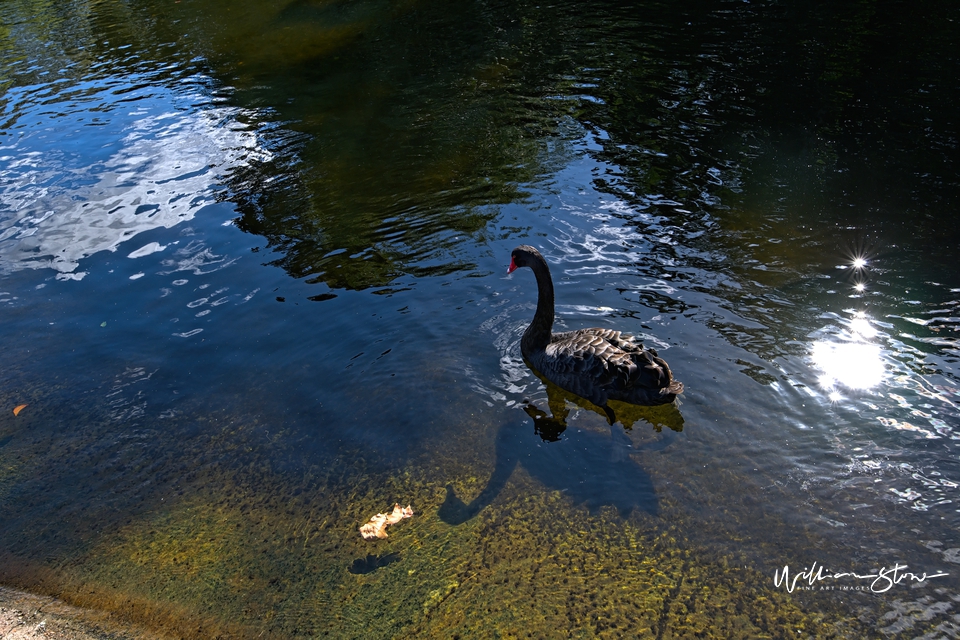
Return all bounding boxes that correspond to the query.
[0,71,266,278]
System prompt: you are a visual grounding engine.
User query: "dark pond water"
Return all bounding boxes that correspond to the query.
[2,0,960,637]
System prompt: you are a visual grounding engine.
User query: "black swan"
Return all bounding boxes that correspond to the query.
[508,245,683,423]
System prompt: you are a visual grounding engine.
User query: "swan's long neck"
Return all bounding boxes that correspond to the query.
[522,255,555,354]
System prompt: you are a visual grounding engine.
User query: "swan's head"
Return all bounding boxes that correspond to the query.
[508,245,544,274]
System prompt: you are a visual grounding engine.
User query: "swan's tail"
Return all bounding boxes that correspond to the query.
[662,380,684,396]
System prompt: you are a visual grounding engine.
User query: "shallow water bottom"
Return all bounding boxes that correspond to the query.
[0,488,857,639]
[0,381,872,640]
[0,585,157,640]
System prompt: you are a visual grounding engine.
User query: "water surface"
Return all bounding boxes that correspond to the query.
[2,0,959,637]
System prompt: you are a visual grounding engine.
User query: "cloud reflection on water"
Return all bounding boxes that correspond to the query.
[0,72,267,278]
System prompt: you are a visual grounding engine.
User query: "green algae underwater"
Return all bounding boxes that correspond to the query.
[0,371,865,639]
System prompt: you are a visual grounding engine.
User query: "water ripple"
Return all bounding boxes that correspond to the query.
[0,69,268,277]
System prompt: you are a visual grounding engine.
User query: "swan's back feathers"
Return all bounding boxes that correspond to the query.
[531,328,682,407]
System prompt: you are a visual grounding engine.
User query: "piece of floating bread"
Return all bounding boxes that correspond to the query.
[359,504,414,540]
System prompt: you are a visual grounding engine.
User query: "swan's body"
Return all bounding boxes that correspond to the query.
[508,245,683,420]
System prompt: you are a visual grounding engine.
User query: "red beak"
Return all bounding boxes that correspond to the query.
[507,256,518,274]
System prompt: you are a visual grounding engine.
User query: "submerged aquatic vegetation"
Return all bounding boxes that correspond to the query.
[0,379,866,638]
[0,328,903,638]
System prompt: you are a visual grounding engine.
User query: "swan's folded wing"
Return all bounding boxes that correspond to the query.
[543,330,636,386]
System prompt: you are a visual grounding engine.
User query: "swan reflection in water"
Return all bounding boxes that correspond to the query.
[440,377,683,525]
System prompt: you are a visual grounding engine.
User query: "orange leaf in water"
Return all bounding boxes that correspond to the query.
[13,404,27,416]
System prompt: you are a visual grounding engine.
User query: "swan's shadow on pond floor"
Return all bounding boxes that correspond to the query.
[440,386,683,525]
[348,552,403,575]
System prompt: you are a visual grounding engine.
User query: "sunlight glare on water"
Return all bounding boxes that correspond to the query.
[811,338,885,392]
[811,312,885,395]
